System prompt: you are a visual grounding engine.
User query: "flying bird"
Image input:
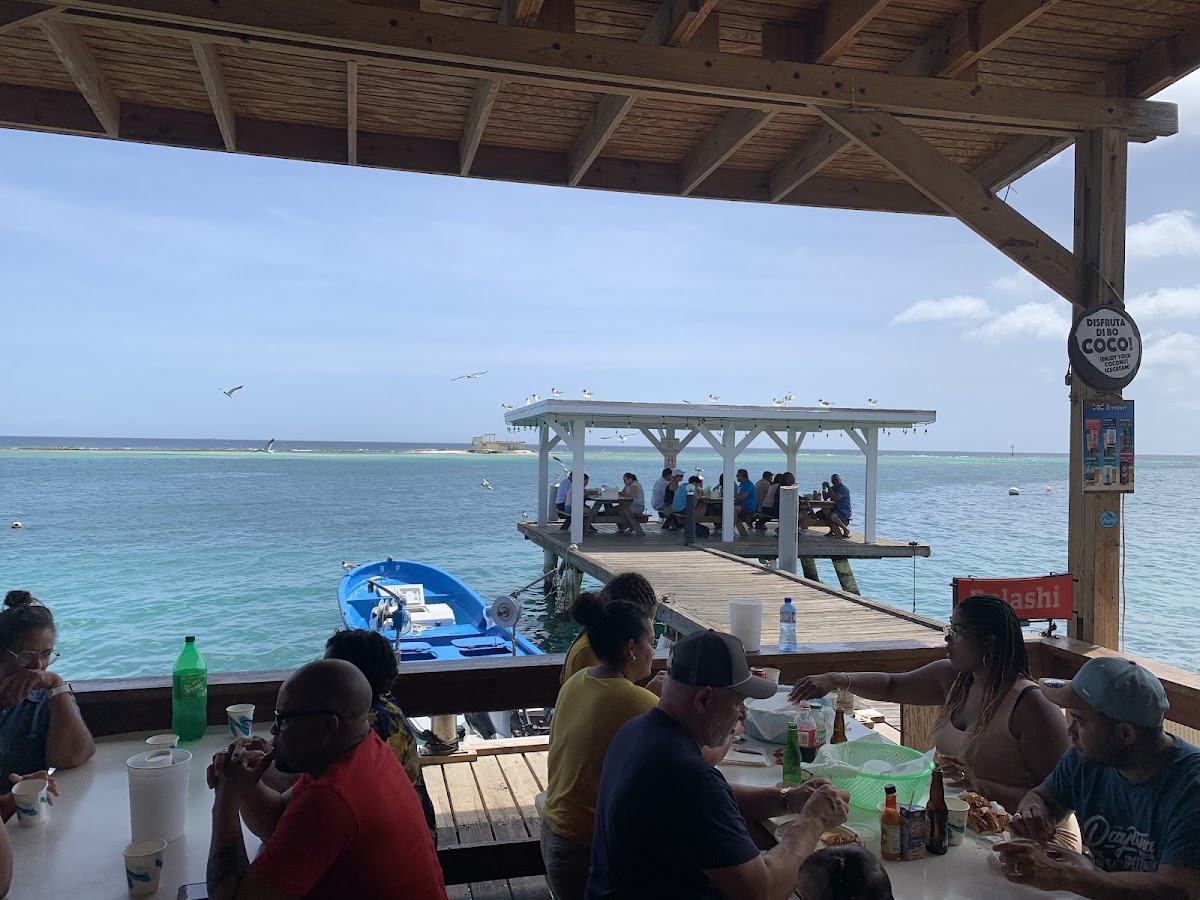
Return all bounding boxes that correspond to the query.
[551,388,563,398]
[581,389,593,400]
[481,479,494,490]
[451,371,488,381]
[708,394,720,404]
[818,399,835,408]
[602,433,635,442]
[867,398,878,408]
[501,403,515,410]
[222,385,243,398]
[551,455,571,474]
[521,511,530,520]
[254,438,275,454]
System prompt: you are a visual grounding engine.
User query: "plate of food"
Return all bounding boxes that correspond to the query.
[960,790,1011,835]
[816,825,863,850]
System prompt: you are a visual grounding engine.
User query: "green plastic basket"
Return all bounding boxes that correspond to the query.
[823,742,934,811]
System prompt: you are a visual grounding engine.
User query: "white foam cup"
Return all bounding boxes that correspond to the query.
[946,797,970,846]
[226,703,255,738]
[127,748,191,842]
[123,839,167,897]
[12,778,49,827]
[145,734,179,750]
[728,599,763,652]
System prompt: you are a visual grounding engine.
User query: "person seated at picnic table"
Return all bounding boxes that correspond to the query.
[0,591,94,790]
[734,468,756,537]
[792,844,894,900]
[615,472,644,533]
[755,471,773,512]
[999,657,1200,899]
[586,629,851,900]
[826,474,852,538]
[542,595,666,900]
[558,474,590,529]
[658,468,684,527]
[561,573,660,684]
[650,467,672,514]
[667,475,710,535]
[753,473,794,529]
[205,659,447,900]
[790,594,1080,849]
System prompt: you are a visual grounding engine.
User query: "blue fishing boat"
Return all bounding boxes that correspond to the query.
[338,558,543,662]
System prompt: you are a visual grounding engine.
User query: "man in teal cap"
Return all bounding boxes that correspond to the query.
[998,656,1200,898]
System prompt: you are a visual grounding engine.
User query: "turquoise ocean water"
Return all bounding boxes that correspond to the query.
[1,437,1196,681]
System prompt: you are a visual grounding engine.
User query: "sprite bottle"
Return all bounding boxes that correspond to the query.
[783,721,806,784]
[171,635,208,742]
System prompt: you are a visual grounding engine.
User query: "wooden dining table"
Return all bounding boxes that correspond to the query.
[582,494,645,535]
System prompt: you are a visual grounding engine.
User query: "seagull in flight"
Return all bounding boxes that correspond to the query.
[551,388,563,398]
[222,385,243,398]
[481,479,494,490]
[501,403,515,410]
[254,438,275,454]
[521,511,530,520]
[551,455,571,474]
[451,371,488,381]
[602,433,636,442]
[867,398,879,408]
[581,389,593,400]
[818,399,835,408]
[708,394,720,404]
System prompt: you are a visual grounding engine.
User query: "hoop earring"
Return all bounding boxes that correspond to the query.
[982,652,994,669]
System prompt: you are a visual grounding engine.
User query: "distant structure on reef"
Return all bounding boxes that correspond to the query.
[469,434,527,454]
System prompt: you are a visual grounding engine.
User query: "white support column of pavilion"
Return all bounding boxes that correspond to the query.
[842,427,879,544]
[549,418,587,544]
[536,425,562,526]
[639,426,701,471]
[696,422,762,543]
[766,428,806,474]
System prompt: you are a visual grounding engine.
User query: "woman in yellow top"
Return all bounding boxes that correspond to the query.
[559,572,659,684]
[541,593,663,900]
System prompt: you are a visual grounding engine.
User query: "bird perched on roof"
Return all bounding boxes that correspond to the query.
[222,385,243,398]
[771,398,784,407]
[481,479,494,490]
[551,388,563,398]
[582,389,593,400]
[524,396,533,405]
[783,392,793,406]
[867,398,878,408]
[502,403,515,410]
[451,371,488,381]
[531,393,541,402]
[708,394,720,403]
[818,399,835,408]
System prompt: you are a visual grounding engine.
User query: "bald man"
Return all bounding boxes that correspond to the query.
[206,659,447,900]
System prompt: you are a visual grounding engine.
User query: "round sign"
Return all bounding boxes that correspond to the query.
[1099,510,1118,528]
[1068,306,1142,391]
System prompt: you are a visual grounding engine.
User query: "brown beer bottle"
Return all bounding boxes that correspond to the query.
[880,783,901,861]
[831,707,847,744]
[926,767,949,855]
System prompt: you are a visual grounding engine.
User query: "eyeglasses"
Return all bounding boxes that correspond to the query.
[942,625,979,641]
[6,648,60,667]
[273,709,341,729]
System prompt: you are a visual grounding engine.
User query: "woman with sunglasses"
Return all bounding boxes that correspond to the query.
[0,590,95,795]
[789,594,1078,848]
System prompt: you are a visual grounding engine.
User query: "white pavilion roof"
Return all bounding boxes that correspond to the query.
[504,400,936,431]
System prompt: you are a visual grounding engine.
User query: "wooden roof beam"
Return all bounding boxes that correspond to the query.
[498,0,544,28]
[679,108,774,195]
[347,59,357,164]
[817,107,1081,302]
[1,1,60,35]
[770,0,1061,201]
[1127,18,1200,99]
[461,78,500,175]
[567,0,720,185]
[190,40,235,151]
[808,0,891,66]
[38,17,119,137]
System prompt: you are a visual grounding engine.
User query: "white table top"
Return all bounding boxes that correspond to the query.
[719,718,1085,899]
[7,726,262,899]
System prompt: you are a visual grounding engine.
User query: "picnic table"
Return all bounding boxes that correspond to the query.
[718,708,1086,899]
[581,494,645,535]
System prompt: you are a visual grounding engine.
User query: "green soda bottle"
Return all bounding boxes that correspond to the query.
[783,721,805,784]
[171,635,208,742]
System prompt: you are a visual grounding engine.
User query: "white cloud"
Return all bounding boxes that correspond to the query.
[891,295,993,324]
[967,302,1070,341]
[990,268,1046,295]
[1127,210,1200,259]
[1144,331,1200,375]
[1127,284,1200,320]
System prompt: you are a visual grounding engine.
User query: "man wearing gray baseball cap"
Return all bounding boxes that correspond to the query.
[997,656,1200,898]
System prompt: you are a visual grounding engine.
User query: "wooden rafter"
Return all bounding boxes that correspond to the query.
[347,59,357,164]
[770,0,1062,202]
[0,1,59,35]
[679,108,774,195]
[817,107,1080,302]
[38,17,119,137]
[498,0,543,28]
[566,0,720,185]
[190,40,235,151]
[808,0,891,66]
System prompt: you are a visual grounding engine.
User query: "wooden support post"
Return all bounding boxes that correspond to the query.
[778,486,799,574]
[1069,71,1128,650]
[40,18,119,137]
[800,557,820,582]
[346,59,357,164]
[831,558,859,595]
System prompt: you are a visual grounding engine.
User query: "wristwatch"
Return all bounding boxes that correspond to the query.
[47,682,73,699]
[778,787,793,812]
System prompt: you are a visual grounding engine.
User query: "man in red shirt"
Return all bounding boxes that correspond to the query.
[206,658,448,900]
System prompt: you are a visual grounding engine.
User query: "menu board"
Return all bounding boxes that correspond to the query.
[1083,400,1134,493]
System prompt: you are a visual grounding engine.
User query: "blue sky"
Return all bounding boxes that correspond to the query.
[1,73,1198,454]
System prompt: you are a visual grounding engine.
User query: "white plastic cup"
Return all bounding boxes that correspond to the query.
[946,797,970,846]
[123,839,167,897]
[145,734,179,750]
[127,748,191,842]
[761,667,781,685]
[226,703,255,738]
[11,778,49,827]
[728,599,763,652]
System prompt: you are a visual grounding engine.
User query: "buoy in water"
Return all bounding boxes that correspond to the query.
[1045,486,1052,492]
[1008,488,1020,496]
[10,522,21,529]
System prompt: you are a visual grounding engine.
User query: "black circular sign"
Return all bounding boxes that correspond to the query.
[1067,305,1142,391]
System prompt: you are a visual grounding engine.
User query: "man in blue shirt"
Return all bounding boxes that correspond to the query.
[733,469,756,538]
[827,474,852,538]
[586,630,851,900]
[1000,656,1200,899]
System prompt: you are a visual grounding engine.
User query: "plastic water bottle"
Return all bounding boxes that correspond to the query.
[779,597,797,651]
[172,635,208,742]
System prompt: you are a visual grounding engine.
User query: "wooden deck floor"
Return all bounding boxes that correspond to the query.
[520,523,946,649]
[520,520,929,560]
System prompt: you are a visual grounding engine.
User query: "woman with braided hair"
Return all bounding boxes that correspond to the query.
[790,594,1080,848]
